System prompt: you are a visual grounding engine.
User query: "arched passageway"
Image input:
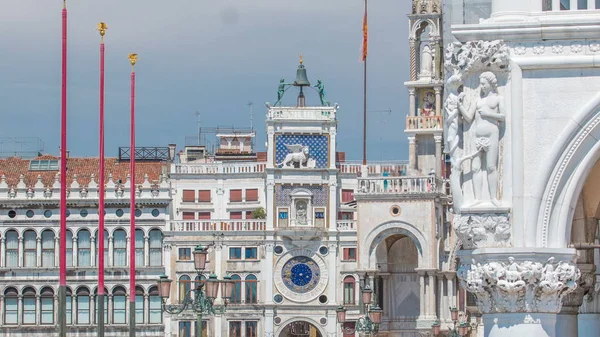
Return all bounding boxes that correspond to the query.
[278,321,322,337]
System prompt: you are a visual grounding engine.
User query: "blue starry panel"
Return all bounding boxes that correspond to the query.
[281,256,320,293]
[276,185,327,207]
[275,134,329,169]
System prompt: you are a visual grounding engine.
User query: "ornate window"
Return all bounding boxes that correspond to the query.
[22,287,36,324]
[343,276,356,304]
[4,287,18,324]
[245,275,258,304]
[23,230,37,267]
[78,229,91,267]
[149,229,163,266]
[5,230,18,267]
[113,229,127,266]
[179,275,192,303]
[113,286,127,324]
[76,287,91,324]
[148,287,162,324]
[230,274,242,304]
[40,287,54,324]
[41,230,55,267]
[135,229,144,267]
[135,287,145,324]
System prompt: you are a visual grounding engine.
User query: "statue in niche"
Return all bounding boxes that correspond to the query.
[420,44,434,77]
[421,91,435,116]
[457,71,505,206]
[296,200,307,226]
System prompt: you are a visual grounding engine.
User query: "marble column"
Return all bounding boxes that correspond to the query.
[446,273,456,308]
[266,181,275,230]
[409,38,418,81]
[457,250,581,337]
[434,136,442,176]
[0,237,5,268]
[108,237,114,267]
[144,294,150,324]
[90,236,96,268]
[36,295,41,325]
[18,237,23,267]
[213,245,223,306]
[17,295,23,324]
[144,236,150,267]
[264,243,274,304]
[36,236,42,267]
[54,237,59,267]
[579,284,600,337]
[417,270,426,321]
[126,236,131,267]
[408,137,417,171]
[90,295,96,324]
[434,88,442,117]
[427,271,437,319]
[72,236,78,267]
[409,88,416,118]
[439,274,447,322]
[214,314,222,337]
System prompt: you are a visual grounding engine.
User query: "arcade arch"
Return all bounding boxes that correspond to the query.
[276,319,325,337]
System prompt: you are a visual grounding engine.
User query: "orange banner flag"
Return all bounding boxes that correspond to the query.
[361,4,368,61]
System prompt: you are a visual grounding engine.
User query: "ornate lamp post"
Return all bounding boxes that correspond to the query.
[157,245,234,337]
[431,307,471,337]
[336,284,383,335]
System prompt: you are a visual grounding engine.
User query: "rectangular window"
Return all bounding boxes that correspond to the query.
[198,190,211,203]
[343,281,355,304]
[179,321,192,337]
[230,211,243,219]
[24,236,36,267]
[341,189,355,203]
[23,297,36,324]
[114,233,127,267]
[135,232,144,267]
[182,212,195,220]
[245,279,258,304]
[245,247,258,259]
[246,189,258,201]
[29,159,59,171]
[230,189,242,202]
[78,296,90,324]
[229,247,242,260]
[5,298,17,324]
[198,212,211,220]
[41,297,54,324]
[113,295,126,324]
[343,248,357,261]
[179,248,192,260]
[246,211,254,219]
[246,321,258,337]
[229,321,242,337]
[6,235,18,267]
[66,295,72,325]
[135,294,144,323]
[149,296,162,323]
[182,190,195,202]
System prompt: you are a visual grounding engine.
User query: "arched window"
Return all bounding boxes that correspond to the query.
[23,230,37,267]
[66,288,73,325]
[245,275,258,304]
[94,287,108,324]
[179,275,191,303]
[77,287,91,324]
[343,276,355,304]
[5,230,18,267]
[113,286,127,324]
[41,230,55,267]
[66,230,73,267]
[78,230,91,267]
[135,229,144,267]
[230,274,242,304]
[22,287,36,324]
[149,229,163,266]
[135,286,145,324]
[40,287,54,324]
[4,287,18,324]
[113,229,127,266]
[148,286,162,324]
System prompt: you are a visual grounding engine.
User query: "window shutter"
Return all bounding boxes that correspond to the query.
[246,189,258,201]
[230,189,242,202]
[182,190,195,202]
[230,211,242,219]
[198,212,211,220]
[343,248,349,260]
[246,211,253,219]
[342,189,354,203]
[182,212,195,220]
[198,190,211,203]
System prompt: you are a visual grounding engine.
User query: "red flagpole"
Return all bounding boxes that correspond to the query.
[97,22,107,337]
[362,0,368,166]
[59,1,68,336]
[129,53,138,336]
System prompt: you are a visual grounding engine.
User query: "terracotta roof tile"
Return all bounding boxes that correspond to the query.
[0,155,168,188]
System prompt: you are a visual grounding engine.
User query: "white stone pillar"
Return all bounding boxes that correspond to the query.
[0,237,5,268]
[266,181,275,230]
[213,245,223,306]
[108,294,113,325]
[447,273,456,308]
[427,271,437,319]
[108,237,114,267]
[18,237,23,267]
[266,128,275,169]
[329,129,337,169]
[264,243,274,304]
[90,236,96,268]
[36,295,41,325]
[17,295,23,324]
[126,236,131,267]
[417,271,426,321]
[434,136,442,176]
[54,237,59,267]
[439,274,447,321]
[408,88,416,117]
[328,182,337,230]
[72,236,78,267]
[36,236,42,267]
[327,243,337,302]
[408,137,417,171]
[434,88,442,117]
[90,295,96,324]
[214,314,222,337]
[144,236,150,267]
[144,294,150,324]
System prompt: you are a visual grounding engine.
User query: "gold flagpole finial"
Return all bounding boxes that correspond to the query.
[129,53,138,70]
[63,0,66,9]
[299,54,303,65]
[97,22,107,41]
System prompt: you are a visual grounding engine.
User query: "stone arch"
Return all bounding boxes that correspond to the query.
[534,91,600,247]
[410,19,438,40]
[275,317,327,337]
[360,220,430,270]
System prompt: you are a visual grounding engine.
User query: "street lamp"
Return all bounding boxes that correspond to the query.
[336,284,383,335]
[158,245,235,337]
[430,307,472,337]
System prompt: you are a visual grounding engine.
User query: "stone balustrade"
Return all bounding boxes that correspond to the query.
[337,161,409,176]
[336,220,356,231]
[406,115,443,130]
[173,162,266,174]
[267,106,336,121]
[0,173,170,201]
[543,0,599,11]
[169,219,267,232]
[356,176,445,195]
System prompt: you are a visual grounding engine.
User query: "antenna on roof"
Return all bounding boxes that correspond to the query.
[194,111,201,145]
[247,102,253,130]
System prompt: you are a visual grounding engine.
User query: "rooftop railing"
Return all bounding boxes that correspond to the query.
[169,219,267,232]
[356,176,445,195]
[543,0,600,11]
[267,106,336,121]
[173,162,266,174]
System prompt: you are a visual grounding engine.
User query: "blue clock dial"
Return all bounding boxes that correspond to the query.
[281,256,320,293]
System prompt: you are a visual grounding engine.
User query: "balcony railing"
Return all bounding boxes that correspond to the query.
[406,116,442,131]
[169,220,267,232]
[337,220,356,231]
[356,176,445,195]
[337,161,409,176]
[543,0,599,11]
[173,163,266,174]
[267,106,336,121]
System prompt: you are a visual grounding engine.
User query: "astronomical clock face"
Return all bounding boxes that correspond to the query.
[281,256,320,293]
[274,249,329,303]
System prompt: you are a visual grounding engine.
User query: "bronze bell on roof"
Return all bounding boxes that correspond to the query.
[293,56,310,87]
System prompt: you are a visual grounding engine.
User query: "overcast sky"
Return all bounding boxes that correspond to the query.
[0,0,411,161]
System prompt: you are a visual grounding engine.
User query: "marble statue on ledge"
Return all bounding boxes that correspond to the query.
[296,201,308,226]
[278,144,311,168]
[420,44,434,78]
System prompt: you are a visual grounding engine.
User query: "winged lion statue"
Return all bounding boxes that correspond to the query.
[278,144,309,168]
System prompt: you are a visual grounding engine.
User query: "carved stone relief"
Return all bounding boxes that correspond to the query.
[452,213,511,249]
[457,257,580,314]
